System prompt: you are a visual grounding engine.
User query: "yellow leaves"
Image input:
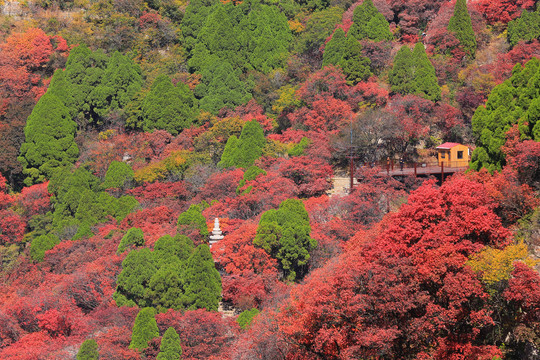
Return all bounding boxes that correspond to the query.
[468,242,538,285]
[288,19,304,33]
[98,129,116,140]
[273,85,301,115]
[262,139,291,158]
[134,150,191,183]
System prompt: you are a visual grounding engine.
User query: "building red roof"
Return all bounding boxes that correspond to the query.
[436,142,463,149]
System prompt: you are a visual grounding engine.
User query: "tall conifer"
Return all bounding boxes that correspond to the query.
[156,327,182,360]
[182,244,222,311]
[129,307,159,351]
[448,0,477,58]
[338,36,372,85]
[322,28,346,67]
[77,339,99,360]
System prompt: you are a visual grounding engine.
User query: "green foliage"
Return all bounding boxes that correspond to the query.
[348,0,392,41]
[237,166,267,194]
[103,161,134,189]
[18,92,79,186]
[237,308,260,329]
[218,120,266,168]
[188,1,292,74]
[388,43,441,101]
[114,248,157,307]
[114,234,195,310]
[129,307,159,351]
[471,58,540,171]
[296,7,343,55]
[177,204,209,237]
[322,27,346,67]
[117,228,145,254]
[182,0,220,52]
[48,45,142,127]
[30,234,60,262]
[447,0,476,58]
[182,244,222,311]
[48,166,139,240]
[77,339,99,360]
[388,46,414,95]
[195,61,253,115]
[157,327,182,360]
[254,199,317,281]
[288,137,312,157]
[338,36,372,85]
[507,9,540,47]
[131,75,199,135]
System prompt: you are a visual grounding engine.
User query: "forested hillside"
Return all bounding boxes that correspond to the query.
[0,0,540,358]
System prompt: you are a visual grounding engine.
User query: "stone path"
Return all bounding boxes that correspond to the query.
[328,176,357,197]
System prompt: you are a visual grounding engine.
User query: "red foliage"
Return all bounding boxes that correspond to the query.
[0,174,25,245]
[17,182,52,218]
[156,309,240,360]
[228,99,275,131]
[212,221,278,276]
[288,96,352,133]
[277,156,333,197]
[127,181,189,209]
[222,273,272,310]
[139,11,163,29]
[277,175,510,359]
[471,0,535,25]
[195,168,244,203]
[121,206,178,246]
[350,81,389,107]
[491,41,540,83]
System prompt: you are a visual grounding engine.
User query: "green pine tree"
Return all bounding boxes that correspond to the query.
[177,204,209,237]
[348,0,391,41]
[182,0,220,52]
[195,61,252,115]
[114,248,157,307]
[471,58,540,171]
[507,9,540,47]
[140,75,199,136]
[117,228,145,254]
[157,327,182,360]
[254,199,317,281]
[77,339,99,360]
[103,161,134,189]
[237,308,260,330]
[389,45,414,95]
[182,244,222,311]
[30,234,60,262]
[218,120,266,168]
[322,27,347,67]
[129,307,159,351]
[447,0,477,59]
[338,36,372,85]
[18,92,79,186]
[411,43,441,101]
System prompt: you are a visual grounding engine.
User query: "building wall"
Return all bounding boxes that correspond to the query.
[437,145,470,167]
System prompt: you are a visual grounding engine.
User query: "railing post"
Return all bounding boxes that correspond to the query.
[441,162,444,183]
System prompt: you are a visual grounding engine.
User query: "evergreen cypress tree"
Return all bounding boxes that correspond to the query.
[507,9,540,47]
[471,58,540,171]
[182,244,222,311]
[182,0,220,52]
[156,327,182,360]
[129,307,160,351]
[103,161,134,189]
[254,199,317,281]
[338,36,372,85]
[322,28,346,67]
[18,92,79,186]
[30,234,60,262]
[117,228,145,254]
[365,13,393,41]
[195,61,252,115]
[218,120,266,168]
[77,339,99,360]
[114,248,157,307]
[348,0,391,41]
[389,45,414,95]
[411,43,441,101]
[448,0,477,59]
[177,204,209,237]
[348,0,379,40]
[140,75,199,136]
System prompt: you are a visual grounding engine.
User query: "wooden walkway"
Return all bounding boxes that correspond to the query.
[382,164,468,177]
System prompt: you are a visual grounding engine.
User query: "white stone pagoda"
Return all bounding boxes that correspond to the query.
[209,218,224,248]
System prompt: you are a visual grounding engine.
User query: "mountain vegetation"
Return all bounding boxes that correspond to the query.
[0,0,539,358]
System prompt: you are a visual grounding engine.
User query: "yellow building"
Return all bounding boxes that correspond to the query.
[436,142,470,167]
